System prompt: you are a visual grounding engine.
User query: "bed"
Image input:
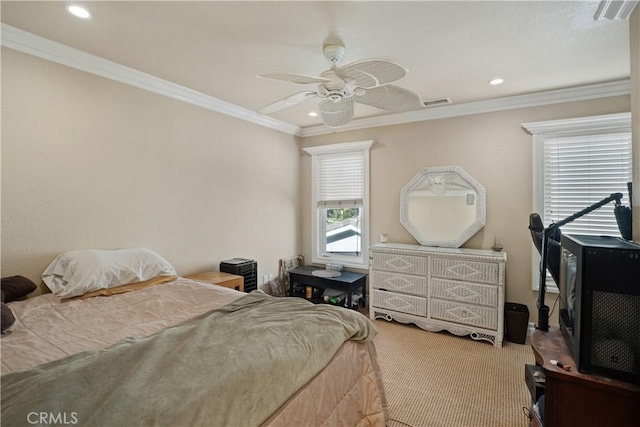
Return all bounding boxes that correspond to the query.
[1,249,388,426]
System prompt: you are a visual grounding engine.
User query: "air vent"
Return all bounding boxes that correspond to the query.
[423,97,452,107]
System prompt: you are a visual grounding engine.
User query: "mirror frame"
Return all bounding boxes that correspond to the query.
[400,165,486,248]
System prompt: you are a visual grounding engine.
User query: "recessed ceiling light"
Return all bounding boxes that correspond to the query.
[489,78,505,85]
[66,5,93,19]
[308,112,318,117]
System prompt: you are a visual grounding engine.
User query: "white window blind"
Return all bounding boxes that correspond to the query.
[317,152,364,208]
[544,132,632,236]
[304,140,374,269]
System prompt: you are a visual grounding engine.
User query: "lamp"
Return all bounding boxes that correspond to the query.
[534,192,623,331]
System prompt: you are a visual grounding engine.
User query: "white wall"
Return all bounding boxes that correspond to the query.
[1,48,302,293]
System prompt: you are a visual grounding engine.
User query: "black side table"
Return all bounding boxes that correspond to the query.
[288,266,367,310]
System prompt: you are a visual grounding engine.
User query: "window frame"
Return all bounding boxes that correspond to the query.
[303,140,374,269]
[523,112,632,293]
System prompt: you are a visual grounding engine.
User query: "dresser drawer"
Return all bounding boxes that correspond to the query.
[372,271,427,296]
[372,289,427,316]
[372,253,428,275]
[431,278,498,307]
[430,257,499,284]
[431,298,497,330]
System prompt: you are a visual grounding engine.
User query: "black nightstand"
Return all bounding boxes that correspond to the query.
[288,266,366,310]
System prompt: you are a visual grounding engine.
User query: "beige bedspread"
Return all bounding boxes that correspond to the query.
[1,278,241,374]
[1,280,388,426]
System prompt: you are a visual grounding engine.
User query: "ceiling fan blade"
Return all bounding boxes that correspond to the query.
[258,91,318,115]
[334,59,407,89]
[354,85,422,112]
[320,97,354,128]
[258,73,331,85]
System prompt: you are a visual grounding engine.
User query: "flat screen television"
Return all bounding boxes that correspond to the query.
[559,234,640,385]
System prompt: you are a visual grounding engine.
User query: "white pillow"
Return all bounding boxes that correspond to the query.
[42,248,177,299]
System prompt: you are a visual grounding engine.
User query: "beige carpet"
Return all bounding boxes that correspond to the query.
[372,319,534,427]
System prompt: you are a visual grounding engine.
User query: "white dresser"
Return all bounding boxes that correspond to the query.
[369,243,507,347]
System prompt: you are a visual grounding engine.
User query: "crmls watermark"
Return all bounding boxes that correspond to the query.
[27,412,79,425]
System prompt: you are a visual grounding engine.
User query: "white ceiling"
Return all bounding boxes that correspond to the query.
[0,1,632,132]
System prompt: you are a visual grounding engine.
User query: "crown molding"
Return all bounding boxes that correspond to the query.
[302,140,374,155]
[0,24,302,137]
[522,112,632,135]
[300,80,631,137]
[1,24,630,139]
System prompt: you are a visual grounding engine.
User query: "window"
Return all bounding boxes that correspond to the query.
[543,133,632,235]
[303,140,374,269]
[523,113,632,292]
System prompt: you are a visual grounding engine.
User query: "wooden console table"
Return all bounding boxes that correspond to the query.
[530,327,640,427]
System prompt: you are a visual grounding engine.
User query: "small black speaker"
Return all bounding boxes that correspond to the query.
[589,291,640,379]
[220,258,257,292]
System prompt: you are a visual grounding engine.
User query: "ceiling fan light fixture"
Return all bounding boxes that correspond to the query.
[322,45,346,65]
[354,88,367,96]
[429,177,447,195]
[431,184,446,196]
[257,44,421,127]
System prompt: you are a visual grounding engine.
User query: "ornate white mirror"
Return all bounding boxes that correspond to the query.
[400,166,486,248]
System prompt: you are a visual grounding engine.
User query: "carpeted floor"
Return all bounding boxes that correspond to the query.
[372,319,534,427]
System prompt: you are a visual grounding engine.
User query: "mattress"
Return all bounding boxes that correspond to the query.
[1,278,388,426]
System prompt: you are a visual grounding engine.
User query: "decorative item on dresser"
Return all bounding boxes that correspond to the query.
[369,243,506,347]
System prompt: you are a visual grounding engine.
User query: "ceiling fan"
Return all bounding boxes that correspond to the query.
[257,45,422,127]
